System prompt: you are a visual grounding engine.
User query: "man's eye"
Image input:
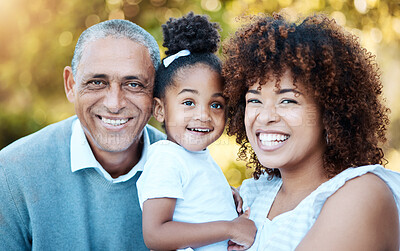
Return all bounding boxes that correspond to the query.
[183,101,194,106]
[128,82,141,88]
[211,103,223,109]
[89,80,104,86]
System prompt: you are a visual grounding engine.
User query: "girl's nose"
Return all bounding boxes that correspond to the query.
[193,106,211,122]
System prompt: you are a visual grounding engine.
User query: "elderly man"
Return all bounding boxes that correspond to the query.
[0,20,164,250]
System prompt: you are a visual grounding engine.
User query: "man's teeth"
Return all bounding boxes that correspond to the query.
[259,133,289,146]
[188,128,211,132]
[102,117,129,126]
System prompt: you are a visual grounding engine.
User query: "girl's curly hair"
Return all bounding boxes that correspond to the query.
[154,12,222,99]
[162,11,220,56]
[222,13,390,179]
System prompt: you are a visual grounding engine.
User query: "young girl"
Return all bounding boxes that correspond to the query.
[136,13,256,251]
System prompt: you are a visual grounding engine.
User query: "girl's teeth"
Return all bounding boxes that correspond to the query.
[189,128,211,132]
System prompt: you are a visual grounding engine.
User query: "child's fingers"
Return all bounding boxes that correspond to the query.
[243,207,251,217]
[227,241,247,251]
[231,186,243,214]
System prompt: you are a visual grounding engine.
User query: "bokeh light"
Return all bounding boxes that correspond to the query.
[0,0,399,186]
[59,31,73,47]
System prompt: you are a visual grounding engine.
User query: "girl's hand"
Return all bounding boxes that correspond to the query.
[231,186,243,215]
[227,208,257,250]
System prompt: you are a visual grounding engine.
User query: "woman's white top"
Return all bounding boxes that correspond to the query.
[240,164,400,250]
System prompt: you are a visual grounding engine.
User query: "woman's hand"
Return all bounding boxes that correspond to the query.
[227,208,257,250]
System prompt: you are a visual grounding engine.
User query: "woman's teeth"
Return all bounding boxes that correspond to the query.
[259,133,289,146]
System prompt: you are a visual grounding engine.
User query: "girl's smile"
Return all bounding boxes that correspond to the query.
[153,64,226,152]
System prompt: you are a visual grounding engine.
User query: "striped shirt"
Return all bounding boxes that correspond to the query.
[240,164,400,250]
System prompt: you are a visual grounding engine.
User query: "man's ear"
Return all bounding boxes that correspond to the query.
[153,98,165,123]
[63,66,76,103]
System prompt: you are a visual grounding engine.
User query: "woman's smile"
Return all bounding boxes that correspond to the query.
[257,131,290,150]
[245,70,325,171]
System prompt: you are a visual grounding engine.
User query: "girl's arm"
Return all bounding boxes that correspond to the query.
[296,173,399,251]
[231,186,243,214]
[142,197,256,251]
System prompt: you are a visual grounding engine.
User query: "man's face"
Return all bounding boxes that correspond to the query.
[65,37,155,153]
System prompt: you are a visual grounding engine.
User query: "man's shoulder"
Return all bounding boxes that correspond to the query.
[145,124,166,144]
[0,116,76,162]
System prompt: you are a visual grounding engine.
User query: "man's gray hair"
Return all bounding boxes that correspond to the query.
[71,19,160,76]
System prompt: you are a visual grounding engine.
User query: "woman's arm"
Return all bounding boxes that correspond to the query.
[296,173,399,251]
[142,197,256,251]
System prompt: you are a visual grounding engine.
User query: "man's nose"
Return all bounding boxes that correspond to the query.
[103,84,126,113]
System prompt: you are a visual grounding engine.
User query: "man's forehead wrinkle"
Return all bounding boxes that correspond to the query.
[74,38,154,86]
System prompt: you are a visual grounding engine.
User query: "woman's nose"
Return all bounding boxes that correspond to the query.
[255,105,280,124]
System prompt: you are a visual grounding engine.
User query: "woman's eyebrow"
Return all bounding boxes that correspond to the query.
[278,88,302,95]
[246,89,260,95]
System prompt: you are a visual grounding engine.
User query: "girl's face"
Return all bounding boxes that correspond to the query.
[244,70,325,173]
[154,64,226,152]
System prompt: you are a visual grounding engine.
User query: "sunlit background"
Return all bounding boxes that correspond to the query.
[0,0,399,187]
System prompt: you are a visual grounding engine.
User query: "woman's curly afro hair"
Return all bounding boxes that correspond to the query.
[154,12,222,99]
[222,13,390,179]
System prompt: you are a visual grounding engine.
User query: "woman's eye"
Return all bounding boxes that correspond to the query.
[211,103,223,109]
[247,99,261,104]
[183,101,194,106]
[281,99,298,104]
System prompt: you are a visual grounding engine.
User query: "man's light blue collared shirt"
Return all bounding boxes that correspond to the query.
[70,118,150,183]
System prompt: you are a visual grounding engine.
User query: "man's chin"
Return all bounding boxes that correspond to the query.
[95,142,134,153]
[86,129,142,154]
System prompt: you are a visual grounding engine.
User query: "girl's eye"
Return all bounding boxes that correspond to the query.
[183,101,194,106]
[211,103,223,109]
[281,99,298,104]
[246,99,261,104]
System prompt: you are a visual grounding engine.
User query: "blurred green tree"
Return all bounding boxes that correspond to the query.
[1,0,399,182]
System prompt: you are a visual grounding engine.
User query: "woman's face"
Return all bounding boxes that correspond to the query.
[245,70,325,172]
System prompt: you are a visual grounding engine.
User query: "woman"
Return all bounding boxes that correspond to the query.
[223,13,400,250]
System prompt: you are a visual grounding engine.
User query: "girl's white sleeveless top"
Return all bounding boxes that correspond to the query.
[240,164,400,250]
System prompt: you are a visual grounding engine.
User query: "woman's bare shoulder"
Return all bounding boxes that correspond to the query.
[334,172,393,200]
[297,173,399,251]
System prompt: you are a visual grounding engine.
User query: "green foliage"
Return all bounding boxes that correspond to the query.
[0,0,399,179]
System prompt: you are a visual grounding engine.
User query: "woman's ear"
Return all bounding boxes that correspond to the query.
[153,98,165,123]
